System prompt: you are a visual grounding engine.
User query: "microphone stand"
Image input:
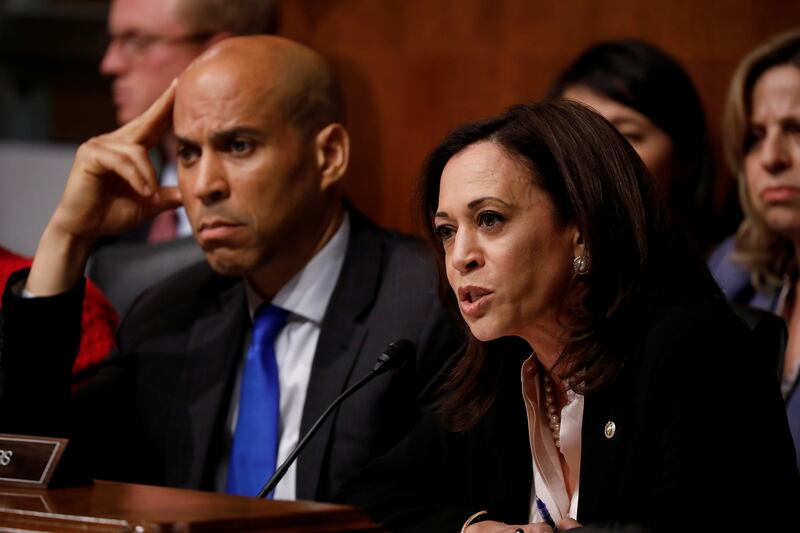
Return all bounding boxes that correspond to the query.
[257,340,412,498]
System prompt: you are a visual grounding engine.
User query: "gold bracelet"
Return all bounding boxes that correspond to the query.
[461,510,488,532]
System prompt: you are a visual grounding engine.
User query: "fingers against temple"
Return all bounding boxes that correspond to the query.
[120,79,177,147]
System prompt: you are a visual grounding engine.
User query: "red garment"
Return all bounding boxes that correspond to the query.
[0,247,117,376]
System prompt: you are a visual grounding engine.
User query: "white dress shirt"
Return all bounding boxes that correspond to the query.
[217,213,350,499]
[159,163,192,238]
[521,355,584,524]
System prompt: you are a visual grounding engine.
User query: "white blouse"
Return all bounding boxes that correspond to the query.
[520,355,585,524]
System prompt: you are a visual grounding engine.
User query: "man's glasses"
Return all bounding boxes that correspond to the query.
[105,31,212,58]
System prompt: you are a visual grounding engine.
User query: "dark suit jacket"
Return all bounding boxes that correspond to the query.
[0,208,464,503]
[339,302,800,532]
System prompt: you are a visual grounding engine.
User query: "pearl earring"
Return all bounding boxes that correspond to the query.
[573,254,590,275]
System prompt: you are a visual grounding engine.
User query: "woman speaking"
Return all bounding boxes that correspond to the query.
[340,100,798,532]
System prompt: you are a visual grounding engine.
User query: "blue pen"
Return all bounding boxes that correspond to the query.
[535,496,556,529]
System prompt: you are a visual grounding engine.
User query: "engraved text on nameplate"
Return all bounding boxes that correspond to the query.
[0,434,67,487]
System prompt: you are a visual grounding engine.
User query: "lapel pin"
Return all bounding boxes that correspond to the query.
[604,421,616,439]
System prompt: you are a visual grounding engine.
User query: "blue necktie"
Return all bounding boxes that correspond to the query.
[226,304,289,497]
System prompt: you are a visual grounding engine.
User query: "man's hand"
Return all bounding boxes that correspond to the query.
[54,80,181,240]
[27,81,182,296]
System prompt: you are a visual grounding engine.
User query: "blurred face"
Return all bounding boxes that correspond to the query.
[562,85,676,193]
[174,63,328,288]
[744,64,800,240]
[101,0,207,125]
[434,142,579,342]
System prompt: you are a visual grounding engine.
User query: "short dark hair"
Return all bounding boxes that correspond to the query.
[420,100,722,430]
[549,39,719,249]
[281,60,347,137]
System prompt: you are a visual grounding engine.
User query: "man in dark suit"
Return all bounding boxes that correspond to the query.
[90,2,280,317]
[0,35,462,503]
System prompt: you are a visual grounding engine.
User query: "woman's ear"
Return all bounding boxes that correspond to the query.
[314,123,350,192]
[572,228,585,257]
[571,228,591,275]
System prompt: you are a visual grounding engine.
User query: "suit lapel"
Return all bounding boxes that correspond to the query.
[486,355,534,522]
[165,278,248,489]
[577,365,635,523]
[296,210,384,500]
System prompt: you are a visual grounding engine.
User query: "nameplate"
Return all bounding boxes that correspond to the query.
[0,434,68,488]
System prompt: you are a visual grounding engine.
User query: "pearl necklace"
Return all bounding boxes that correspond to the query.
[542,372,564,450]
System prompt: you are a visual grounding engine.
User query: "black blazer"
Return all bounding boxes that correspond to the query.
[339,303,800,532]
[0,208,464,502]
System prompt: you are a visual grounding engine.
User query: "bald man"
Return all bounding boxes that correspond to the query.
[0,36,462,503]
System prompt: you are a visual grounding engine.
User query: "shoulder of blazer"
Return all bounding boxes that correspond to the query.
[118,261,244,343]
[343,205,439,293]
[582,301,750,421]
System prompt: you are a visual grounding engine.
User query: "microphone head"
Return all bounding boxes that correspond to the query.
[373,339,415,373]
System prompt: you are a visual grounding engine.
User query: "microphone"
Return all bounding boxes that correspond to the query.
[256,339,415,498]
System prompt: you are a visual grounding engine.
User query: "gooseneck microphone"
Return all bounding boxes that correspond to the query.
[256,339,415,498]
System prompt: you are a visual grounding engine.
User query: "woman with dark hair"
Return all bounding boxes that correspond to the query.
[708,29,800,471]
[340,100,797,532]
[550,39,728,252]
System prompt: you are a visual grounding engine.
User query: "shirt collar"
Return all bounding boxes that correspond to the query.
[160,162,178,186]
[245,211,350,324]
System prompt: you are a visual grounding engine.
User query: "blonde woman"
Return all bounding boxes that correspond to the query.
[708,29,800,471]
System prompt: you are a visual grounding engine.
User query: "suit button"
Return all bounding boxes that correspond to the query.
[604,421,616,439]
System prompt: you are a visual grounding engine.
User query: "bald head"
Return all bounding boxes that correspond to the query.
[178,35,345,136]
[172,35,350,294]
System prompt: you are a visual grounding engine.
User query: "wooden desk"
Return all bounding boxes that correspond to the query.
[0,480,383,532]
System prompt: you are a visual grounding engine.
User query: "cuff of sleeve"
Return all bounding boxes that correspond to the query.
[2,267,86,373]
[4,267,86,308]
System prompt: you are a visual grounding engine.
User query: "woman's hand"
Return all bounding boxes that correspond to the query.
[557,518,582,530]
[466,518,583,532]
[466,520,553,532]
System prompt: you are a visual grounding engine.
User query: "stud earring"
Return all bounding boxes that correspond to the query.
[573,254,590,275]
